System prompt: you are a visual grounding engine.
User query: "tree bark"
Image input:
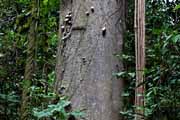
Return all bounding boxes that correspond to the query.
[55,0,125,120]
[134,0,145,119]
[20,18,36,120]
[20,0,38,119]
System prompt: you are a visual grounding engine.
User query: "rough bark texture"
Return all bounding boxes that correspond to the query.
[134,0,145,119]
[20,1,38,119]
[20,16,36,120]
[56,0,125,120]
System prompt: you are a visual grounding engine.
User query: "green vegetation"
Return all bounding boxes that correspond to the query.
[0,0,79,119]
[119,0,180,119]
[0,0,179,120]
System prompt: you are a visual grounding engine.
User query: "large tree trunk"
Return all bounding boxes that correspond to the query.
[55,0,125,120]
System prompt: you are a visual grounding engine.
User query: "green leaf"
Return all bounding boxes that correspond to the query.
[22,80,31,89]
[33,100,71,119]
[0,93,19,103]
[70,110,85,118]
[0,53,4,57]
[112,72,125,77]
[172,34,180,43]
[122,92,130,97]
[128,72,135,78]
[43,0,49,5]
[174,4,180,11]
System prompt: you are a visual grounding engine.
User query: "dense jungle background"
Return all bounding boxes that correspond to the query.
[0,0,179,120]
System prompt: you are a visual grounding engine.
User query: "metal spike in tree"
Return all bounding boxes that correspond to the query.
[134,0,145,120]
